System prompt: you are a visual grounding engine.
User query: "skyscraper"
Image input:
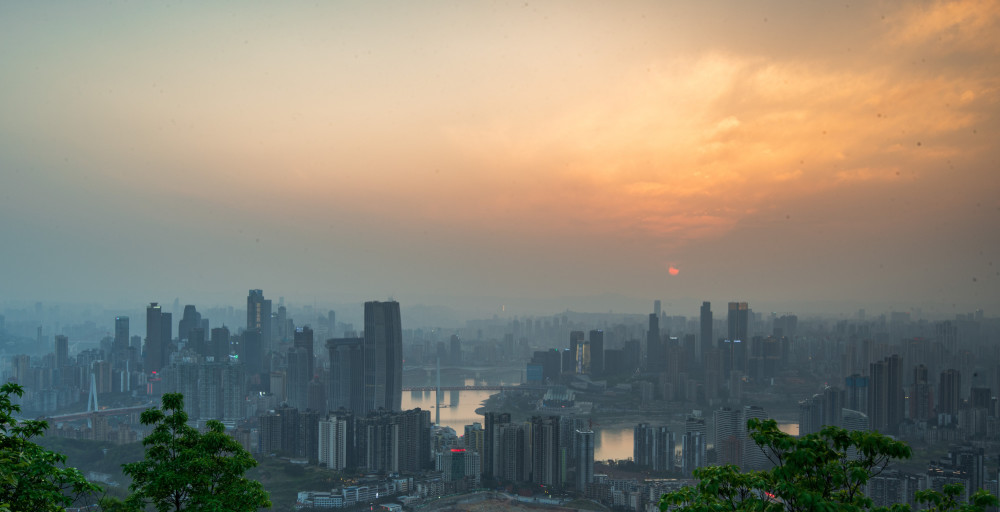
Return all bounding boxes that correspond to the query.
[647,314,662,370]
[113,316,130,359]
[363,300,402,413]
[589,330,604,377]
[575,429,595,490]
[483,412,512,478]
[177,305,202,344]
[633,423,674,471]
[682,416,707,475]
[327,337,365,413]
[54,334,69,368]
[145,303,171,373]
[247,289,272,352]
[727,302,748,341]
[911,364,933,421]
[699,301,712,364]
[210,326,231,362]
[938,369,961,416]
[531,416,561,487]
[868,354,904,434]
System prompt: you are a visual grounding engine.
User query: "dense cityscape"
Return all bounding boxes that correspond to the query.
[2,291,997,510]
[3,1,999,510]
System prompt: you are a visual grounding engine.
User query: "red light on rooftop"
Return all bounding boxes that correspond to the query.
[450,448,466,452]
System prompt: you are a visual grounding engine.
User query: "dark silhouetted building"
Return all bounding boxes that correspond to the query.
[328,337,365,413]
[939,369,962,416]
[699,301,712,364]
[363,301,402,414]
[247,289,272,352]
[589,330,604,377]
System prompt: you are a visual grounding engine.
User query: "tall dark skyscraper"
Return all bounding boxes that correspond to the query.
[727,302,748,341]
[287,326,315,410]
[145,302,171,373]
[177,305,203,344]
[868,354,904,434]
[54,334,69,368]
[530,416,561,487]
[327,337,365,413]
[247,289,272,352]
[938,368,961,416]
[589,330,604,377]
[699,302,712,363]
[113,316,130,357]
[646,314,662,370]
[293,326,315,379]
[363,301,402,413]
[210,326,231,362]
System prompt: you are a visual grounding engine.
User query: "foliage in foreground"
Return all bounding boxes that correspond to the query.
[117,393,270,512]
[0,382,102,511]
[660,419,998,512]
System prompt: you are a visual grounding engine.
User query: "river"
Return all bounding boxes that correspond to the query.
[401,371,798,461]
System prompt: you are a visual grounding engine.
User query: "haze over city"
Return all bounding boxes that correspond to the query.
[2,1,999,317]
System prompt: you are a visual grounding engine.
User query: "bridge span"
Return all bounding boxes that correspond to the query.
[403,385,544,392]
[41,403,155,423]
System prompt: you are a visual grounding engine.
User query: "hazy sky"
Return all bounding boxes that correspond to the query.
[1,1,998,317]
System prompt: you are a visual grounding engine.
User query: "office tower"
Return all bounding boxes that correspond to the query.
[177,305,202,344]
[327,337,364,413]
[714,407,742,466]
[319,412,353,470]
[633,424,674,471]
[113,316,129,358]
[741,405,770,470]
[868,355,904,434]
[247,289,272,352]
[845,373,869,412]
[699,302,712,364]
[575,429,595,490]
[799,395,823,436]
[823,386,844,428]
[54,335,69,369]
[290,326,315,409]
[363,301,402,413]
[327,310,336,337]
[589,330,604,377]
[654,300,661,317]
[287,344,310,410]
[682,416,707,475]
[647,314,662,369]
[294,327,315,379]
[145,303,172,374]
[210,326,230,362]
[727,302,748,341]
[938,369,961,416]
[531,416,561,487]
[569,331,584,372]
[912,364,933,421]
[483,412,511,478]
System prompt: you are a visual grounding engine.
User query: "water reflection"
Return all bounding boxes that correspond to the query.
[402,387,800,461]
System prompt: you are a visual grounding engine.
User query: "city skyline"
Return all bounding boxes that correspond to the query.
[1,1,999,316]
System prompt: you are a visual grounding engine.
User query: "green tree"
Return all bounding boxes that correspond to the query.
[121,393,270,511]
[660,418,997,512]
[0,382,101,511]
